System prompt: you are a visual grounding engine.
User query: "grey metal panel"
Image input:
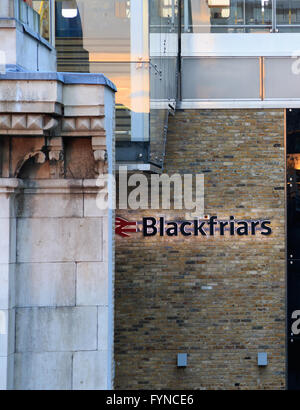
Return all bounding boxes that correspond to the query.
[181,57,260,100]
[150,57,177,100]
[264,57,300,99]
[181,33,300,57]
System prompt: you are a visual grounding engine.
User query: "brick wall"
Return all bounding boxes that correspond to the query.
[115,109,286,389]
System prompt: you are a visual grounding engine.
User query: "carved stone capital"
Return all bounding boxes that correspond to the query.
[48,137,64,179]
[91,136,107,175]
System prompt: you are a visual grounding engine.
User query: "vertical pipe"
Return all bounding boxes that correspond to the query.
[259,56,265,101]
[178,0,182,101]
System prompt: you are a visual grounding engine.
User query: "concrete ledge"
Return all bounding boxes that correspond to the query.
[0,178,23,191]
[0,72,117,92]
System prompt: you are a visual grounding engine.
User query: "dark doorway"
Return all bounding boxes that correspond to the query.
[287,108,300,389]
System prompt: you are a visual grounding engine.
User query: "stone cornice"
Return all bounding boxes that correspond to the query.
[21,179,105,195]
[0,178,23,193]
[0,178,105,194]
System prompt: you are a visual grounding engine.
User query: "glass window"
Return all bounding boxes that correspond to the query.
[115,0,130,18]
[55,0,151,142]
[150,0,178,33]
[277,0,300,26]
[183,0,273,33]
[245,0,272,26]
[32,1,51,41]
[19,0,52,42]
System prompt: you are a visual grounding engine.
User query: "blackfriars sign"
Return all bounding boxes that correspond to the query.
[116,216,272,238]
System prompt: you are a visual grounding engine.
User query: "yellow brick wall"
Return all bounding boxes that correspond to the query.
[115,109,286,389]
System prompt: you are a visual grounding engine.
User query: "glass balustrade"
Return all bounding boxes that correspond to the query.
[182,0,300,33]
[18,0,52,42]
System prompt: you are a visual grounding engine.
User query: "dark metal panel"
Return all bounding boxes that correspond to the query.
[288,338,300,390]
[287,109,300,390]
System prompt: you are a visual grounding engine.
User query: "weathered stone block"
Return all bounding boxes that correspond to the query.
[14,352,72,390]
[0,265,9,309]
[16,263,76,307]
[0,357,8,390]
[72,351,108,390]
[98,306,109,351]
[16,307,97,352]
[84,194,108,217]
[15,193,83,218]
[0,218,16,264]
[17,218,102,263]
[76,262,108,306]
[0,309,15,357]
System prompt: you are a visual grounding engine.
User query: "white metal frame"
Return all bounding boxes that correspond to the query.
[178,100,300,109]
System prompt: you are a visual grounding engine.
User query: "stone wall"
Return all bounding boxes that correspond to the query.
[0,72,116,390]
[13,180,110,390]
[115,109,286,389]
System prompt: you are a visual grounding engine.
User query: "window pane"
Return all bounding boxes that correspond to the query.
[185,0,244,32]
[208,0,244,26]
[32,1,51,41]
[55,0,151,143]
[150,0,178,33]
[245,0,272,25]
[277,0,300,26]
[183,0,274,33]
[19,0,51,42]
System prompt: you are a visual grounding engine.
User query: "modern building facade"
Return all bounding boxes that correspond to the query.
[111,0,299,390]
[0,0,300,390]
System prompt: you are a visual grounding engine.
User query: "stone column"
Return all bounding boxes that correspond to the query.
[0,178,21,390]
[13,179,113,390]
[0,72,116,390]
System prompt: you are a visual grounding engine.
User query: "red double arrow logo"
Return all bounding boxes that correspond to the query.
[115,217,138,237]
